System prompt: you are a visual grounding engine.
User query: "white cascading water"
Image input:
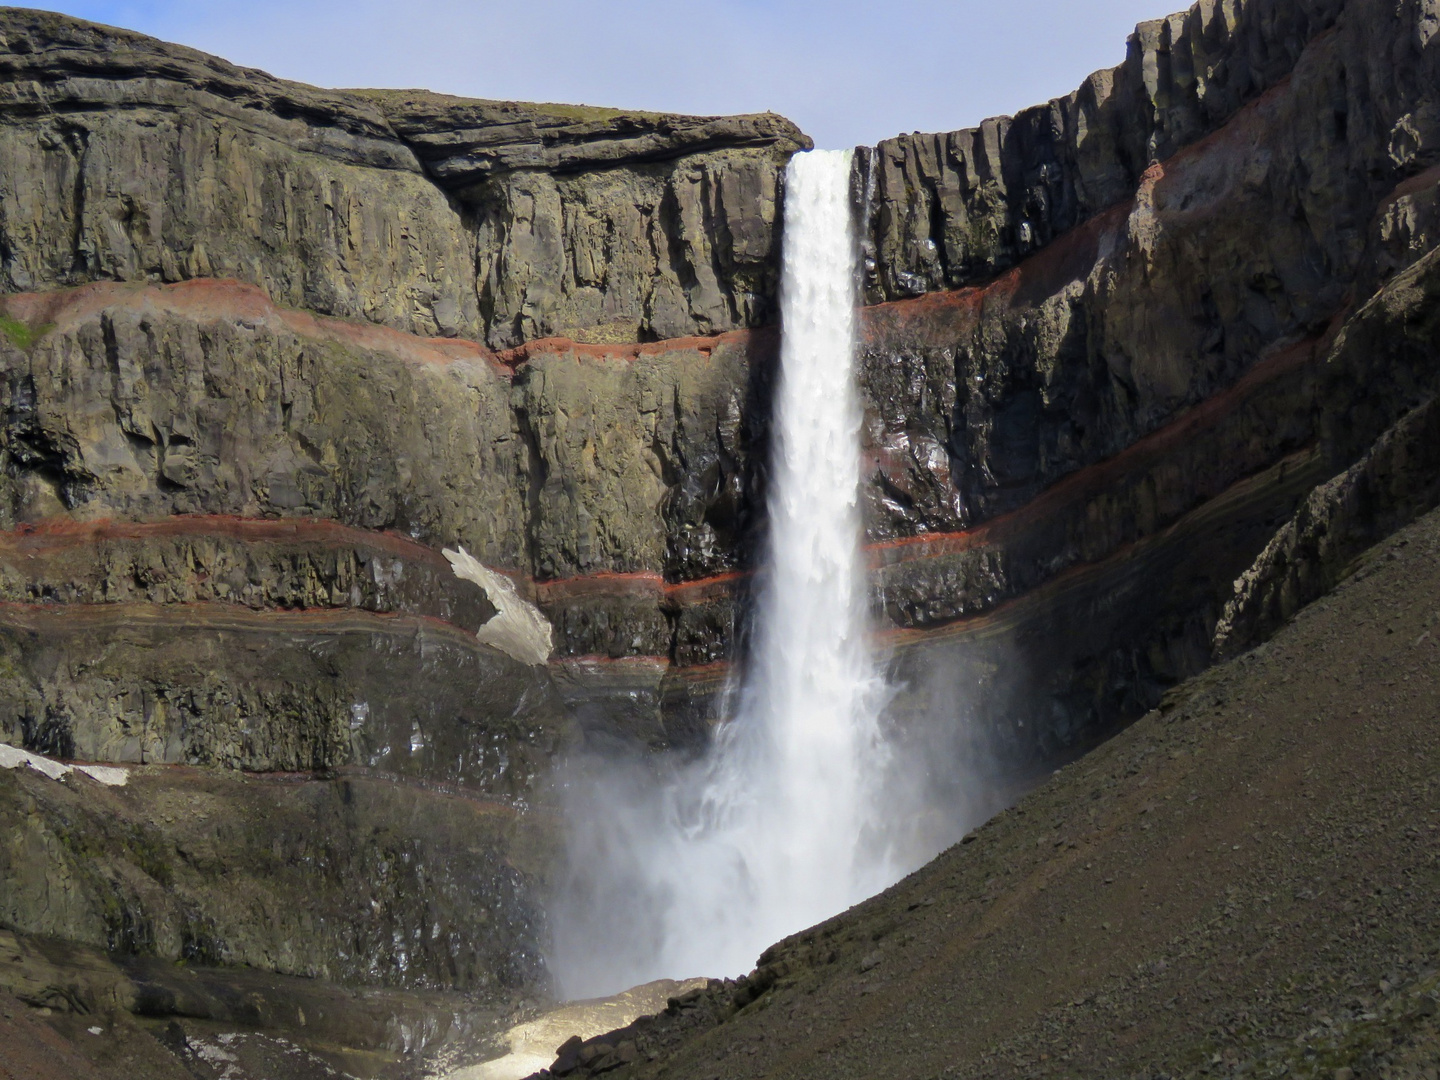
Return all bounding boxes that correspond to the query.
[551,148,897,993]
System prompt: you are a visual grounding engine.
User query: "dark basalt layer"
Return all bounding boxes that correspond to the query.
[0,517,495,628]
[859,0,1350,300]
[0,602,564,786]
[0,280,773,584]
[1216,397,1440,657]
[859,25,1440,539]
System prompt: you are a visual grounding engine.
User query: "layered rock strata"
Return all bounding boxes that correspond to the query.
[3,0,1439,761]
[0,9,808,348]
[848,0,1440,761]
[502,0,1440,763]
[859,0,1353,300]
[0,0,1439,1067]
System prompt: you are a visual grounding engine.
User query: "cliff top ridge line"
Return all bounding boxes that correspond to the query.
[350,88,811,185]
[0,6,810,182]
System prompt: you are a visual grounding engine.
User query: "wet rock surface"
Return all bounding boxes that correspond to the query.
[439,978,707,1080]
[878,442,1327,773]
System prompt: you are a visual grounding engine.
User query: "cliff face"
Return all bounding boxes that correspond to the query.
[850,0,1440,758]
[539,0,1440,764]
[0,11,807,347]
[860,0,1353,300]
[1,0,1439,1072]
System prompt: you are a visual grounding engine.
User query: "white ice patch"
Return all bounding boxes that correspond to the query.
[443,547,553,666]
[77,764,130,786]
[0,743,129,786]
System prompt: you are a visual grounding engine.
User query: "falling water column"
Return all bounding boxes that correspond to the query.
[696,146,887,967]
[548,148,889,994]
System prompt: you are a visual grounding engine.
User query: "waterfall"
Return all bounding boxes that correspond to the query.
[550,148,894,994]
[697,146,888,961]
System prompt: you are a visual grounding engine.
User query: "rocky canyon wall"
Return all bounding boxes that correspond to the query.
[0,0,1439,1064]
[511,0,1440,766]
[0,11,807,347]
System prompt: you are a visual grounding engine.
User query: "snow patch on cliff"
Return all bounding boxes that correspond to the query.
[0,743,129,786]
[443,546,553,666]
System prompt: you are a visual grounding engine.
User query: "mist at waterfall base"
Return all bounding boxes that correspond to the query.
[546,150,1005,999]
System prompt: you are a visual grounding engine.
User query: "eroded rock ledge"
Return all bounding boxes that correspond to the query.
[0,9,808,348]
[356,89,806,184]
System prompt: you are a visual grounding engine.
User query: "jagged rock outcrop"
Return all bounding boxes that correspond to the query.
[368,91,804,346]
[828,0,1440,755]
[0,517,495,626]
[859,0,1356,300]
[1214,250,1440,656]
[1213,397,1440,657]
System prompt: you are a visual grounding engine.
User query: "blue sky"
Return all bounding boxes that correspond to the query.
[39,1,1176,148]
